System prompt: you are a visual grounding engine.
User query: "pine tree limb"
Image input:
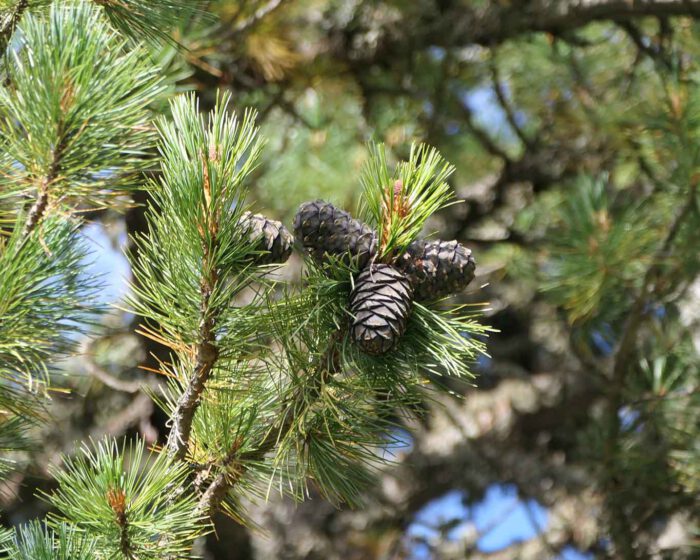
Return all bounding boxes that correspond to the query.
[0,0,28,55]
[166,156,221,461]
[195,336,341,517]
[21,128,67,238]
[602,182,697,557]
[353,0,700,57]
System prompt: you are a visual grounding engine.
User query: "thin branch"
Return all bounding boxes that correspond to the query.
[456,94,512,162]
[488,53,533,149]
[523,496,558,558]
[277,96,321,130]
[85,356,145,394]
[0,0,28,56]
[616,19,671,69]
[628,386,699,406]
[166,154,221,461]
[22,114,70,238]
[90,393,155,444]
[21,178,51,238]
[80,337,150,394]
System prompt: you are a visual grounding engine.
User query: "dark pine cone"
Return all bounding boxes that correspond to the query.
[239,211,294,265]
[397,240,476,300]
[293,200,377,269]
[349,264,413,356]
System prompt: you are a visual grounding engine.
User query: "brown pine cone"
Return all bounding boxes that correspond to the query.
[293,200,377,269]
[349,264,413,355]
[396,240,475,300]
[239,211,294,265]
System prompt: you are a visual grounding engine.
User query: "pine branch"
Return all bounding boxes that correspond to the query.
[195,336,340,517]
[21,124,67,238]
[0,3,164,220]
[0,0,28,55]
[46,439,205,558]
[166,153,222,461]
[129,93,268,466]
[602,182,697,557]
[353,0,700,57]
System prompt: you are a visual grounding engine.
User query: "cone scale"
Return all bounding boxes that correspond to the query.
[398,240,476,301]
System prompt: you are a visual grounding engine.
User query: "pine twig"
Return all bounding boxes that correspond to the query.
[195,334,341,517]
[0,0,28,55]
[166,155,221,461]
[107,487,135,560]
[488,53,533,149]
[22,118,69,238]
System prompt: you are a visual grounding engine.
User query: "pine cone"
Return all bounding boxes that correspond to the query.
[349,264,413,355]
[239,211,293,265]
[293,200,377,268]
[397,240,475,300]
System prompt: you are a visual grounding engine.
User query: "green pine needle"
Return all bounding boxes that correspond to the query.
[1,521,98,560]
[95,0,210,45]
[359,142,457,258]
[127,92,268,352]
[543,176,661,324]
[237,262,490,508]
[0,2,164,216]
[0,214,102,393]
[45,438,207,559]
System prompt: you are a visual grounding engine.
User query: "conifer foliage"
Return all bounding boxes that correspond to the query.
[0,1,487,557]
[294,144,477,354]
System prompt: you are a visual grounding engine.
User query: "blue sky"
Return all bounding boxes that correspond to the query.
[407,484,592,559]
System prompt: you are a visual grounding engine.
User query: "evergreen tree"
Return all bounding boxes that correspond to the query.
[2,1,700,559]
[0,1,486,557]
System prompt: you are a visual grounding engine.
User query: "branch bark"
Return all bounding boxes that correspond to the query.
[432,1,700,49]
[21,129,67,238]
[332,0,700,71]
